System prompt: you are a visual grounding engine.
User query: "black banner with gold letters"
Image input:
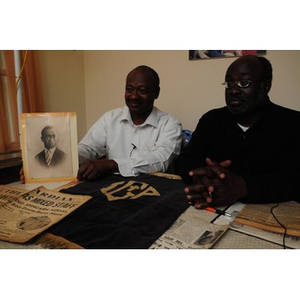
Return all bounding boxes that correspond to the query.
[46,173,189,249]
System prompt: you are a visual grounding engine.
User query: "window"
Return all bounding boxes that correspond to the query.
[0,51,20,152]
[0,50,44,155]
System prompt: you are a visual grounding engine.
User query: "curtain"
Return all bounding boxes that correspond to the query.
[0,51,18,152]
[20,50,44,113]
[0,50,44,153]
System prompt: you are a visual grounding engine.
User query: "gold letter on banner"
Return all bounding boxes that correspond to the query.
[101,180,160,201]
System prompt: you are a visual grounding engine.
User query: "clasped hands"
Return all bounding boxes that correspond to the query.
[185,158,248,209]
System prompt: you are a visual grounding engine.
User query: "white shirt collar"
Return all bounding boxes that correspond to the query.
[237,123,249,132]
[120,106,158,128]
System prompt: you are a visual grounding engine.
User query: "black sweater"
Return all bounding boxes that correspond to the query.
[176,100,300,203]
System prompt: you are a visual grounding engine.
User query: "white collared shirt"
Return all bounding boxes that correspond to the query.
[78,106,182,176]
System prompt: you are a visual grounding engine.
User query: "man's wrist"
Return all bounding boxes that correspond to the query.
[106,159,119,173]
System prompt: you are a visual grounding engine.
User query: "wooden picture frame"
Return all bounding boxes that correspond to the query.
[20,112,78,183]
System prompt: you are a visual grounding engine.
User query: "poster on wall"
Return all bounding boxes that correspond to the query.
[20,112,78,183]
[189,50,267,60]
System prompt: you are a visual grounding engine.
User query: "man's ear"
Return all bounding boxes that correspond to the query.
[264,79,272,94]
[155,86,160,99]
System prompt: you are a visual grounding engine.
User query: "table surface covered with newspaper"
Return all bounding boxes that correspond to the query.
[0,180,294,249]
[0,184,91,244]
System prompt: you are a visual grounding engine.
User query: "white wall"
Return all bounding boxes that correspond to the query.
[39,50,300,140]
[83,50,300,133]
[39,50,87,140]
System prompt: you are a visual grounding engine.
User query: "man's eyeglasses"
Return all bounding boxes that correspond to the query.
[222,80,252,89]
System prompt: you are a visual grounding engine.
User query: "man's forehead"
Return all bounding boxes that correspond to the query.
[127,69,154,84]
[226,57,262,77]
[44,129,56,135]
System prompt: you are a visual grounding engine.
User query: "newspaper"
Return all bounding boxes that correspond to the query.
[229,201,300,249]
[150,206,229,249]
[0,185,91,243]
[230,222,300,249]
[232,202,300,236]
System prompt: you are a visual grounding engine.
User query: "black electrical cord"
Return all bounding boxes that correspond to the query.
[270,203,287,249]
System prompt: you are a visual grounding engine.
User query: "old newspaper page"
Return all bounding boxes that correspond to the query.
[0,185,91,243]
[233,202,300,236]
[150,206,229,249]
[230,202,300,248]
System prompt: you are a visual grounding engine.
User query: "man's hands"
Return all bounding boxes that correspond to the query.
[185,158,248,209]
[77,158,119,181]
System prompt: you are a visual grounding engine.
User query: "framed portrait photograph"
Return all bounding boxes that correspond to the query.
[20,112,78,183]
[189,50,267,60]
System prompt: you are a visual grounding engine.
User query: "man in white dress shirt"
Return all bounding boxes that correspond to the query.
[77,65,182,181]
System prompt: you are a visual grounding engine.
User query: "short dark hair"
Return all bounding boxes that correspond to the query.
[257,56,273,82]
[132,65,160,88]
[41,126,54,137]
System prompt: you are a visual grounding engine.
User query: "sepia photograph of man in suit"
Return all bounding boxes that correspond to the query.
[35,125,67,168]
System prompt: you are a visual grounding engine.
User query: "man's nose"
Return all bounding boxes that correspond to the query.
[130,89,140,99]
[228,84,242,94]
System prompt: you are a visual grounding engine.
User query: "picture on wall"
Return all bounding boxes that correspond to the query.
[20,112,78,183]
[189,50,266,60]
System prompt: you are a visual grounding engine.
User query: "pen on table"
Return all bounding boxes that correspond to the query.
[205,207,231,217]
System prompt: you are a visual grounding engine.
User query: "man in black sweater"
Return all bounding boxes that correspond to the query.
[176,55,300,208]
